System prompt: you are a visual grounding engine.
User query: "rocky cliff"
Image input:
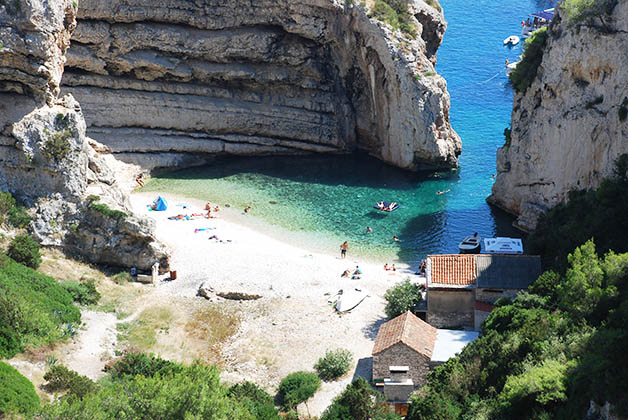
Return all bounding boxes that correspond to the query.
[61,0,460,170]
[488,0,628,231]
[0,0,169,271]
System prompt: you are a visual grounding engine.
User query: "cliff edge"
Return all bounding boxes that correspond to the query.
[488,0,628,231]
[61,0,461,170]
[0,0,169,271]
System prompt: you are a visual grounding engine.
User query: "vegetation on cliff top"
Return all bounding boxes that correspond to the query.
[371,0,418,39]
[0,361,40,417]
[508,27,548,93]
[561,0,619,24]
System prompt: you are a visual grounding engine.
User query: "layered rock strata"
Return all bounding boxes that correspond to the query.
[0,0,169,271]
[488,1,628,231]
[61,0,460,170]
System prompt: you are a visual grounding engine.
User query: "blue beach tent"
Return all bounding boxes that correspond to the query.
[153,196,168,211]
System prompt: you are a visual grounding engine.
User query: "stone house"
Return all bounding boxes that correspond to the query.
[425,254,542,330]
[372,311,437,387]
[372,312,478,387]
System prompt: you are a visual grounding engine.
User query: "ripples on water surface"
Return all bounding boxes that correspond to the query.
[143,0,556,266]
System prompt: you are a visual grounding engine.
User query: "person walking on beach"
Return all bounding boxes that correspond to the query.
[340,241,348,259]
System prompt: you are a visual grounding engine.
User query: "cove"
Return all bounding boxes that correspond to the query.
[142,0,554,265]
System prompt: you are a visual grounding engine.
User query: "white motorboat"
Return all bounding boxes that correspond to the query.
[504,35,520,46]
[483,237,524,254]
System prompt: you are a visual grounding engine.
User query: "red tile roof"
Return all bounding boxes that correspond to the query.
[428,254,477,286]
[372,312,437,357]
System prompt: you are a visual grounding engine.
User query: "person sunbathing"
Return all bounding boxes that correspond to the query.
[376,201,385,209]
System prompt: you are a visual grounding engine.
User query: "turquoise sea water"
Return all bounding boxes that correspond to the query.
[143,0,555,266]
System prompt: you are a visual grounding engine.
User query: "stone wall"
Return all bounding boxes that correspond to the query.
[488,1,628,231]
[373,343,431,388]
[60,0,461,170]
[475,288,520,304]
[426,289,474,329]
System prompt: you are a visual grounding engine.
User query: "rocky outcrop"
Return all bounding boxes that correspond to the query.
[488,1,628,231]
[61,0,460,170]
[0,0,169,271]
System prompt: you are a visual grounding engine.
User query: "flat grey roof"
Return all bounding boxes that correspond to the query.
[475,255,541,289]
[430,329,479,362]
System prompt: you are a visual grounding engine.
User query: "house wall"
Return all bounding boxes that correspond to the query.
[426,289,474,329]
[372,343,431,387]
[475,288,520,303]
[474,310,491,331]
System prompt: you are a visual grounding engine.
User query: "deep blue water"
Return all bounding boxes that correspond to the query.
[144,0,556,266]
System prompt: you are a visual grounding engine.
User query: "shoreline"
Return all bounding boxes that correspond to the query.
[134,190,414,270]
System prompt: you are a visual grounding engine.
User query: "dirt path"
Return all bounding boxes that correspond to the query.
[61,310,118,380]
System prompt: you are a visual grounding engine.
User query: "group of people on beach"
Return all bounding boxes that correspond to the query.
[341,266,362,279]
[205,202,220,218]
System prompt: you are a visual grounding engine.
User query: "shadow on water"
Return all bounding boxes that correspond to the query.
[152,153,458,191]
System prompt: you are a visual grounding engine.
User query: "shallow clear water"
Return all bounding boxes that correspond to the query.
[142,0,555,266]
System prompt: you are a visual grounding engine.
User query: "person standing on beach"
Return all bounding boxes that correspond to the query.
[340,241,348,259]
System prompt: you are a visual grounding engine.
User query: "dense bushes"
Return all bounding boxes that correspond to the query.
[315,349,353,381]
[406,241,628,419]
[383,278,423,318]
[529,154,628,271]
[228,382,280,420]
[0,191,30,228]
[105,352,183,379]
[40,356,277,420]
[7,233,41,269]
[508,27,548,93]
[0,362,40,417]
[0,257,80,358]
[277,371,321,410]
[43,365,95,399]
[61,280,101,305]
[321,377,400,420]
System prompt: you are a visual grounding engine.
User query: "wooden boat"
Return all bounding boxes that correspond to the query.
[333,288,368,312]
[459,232,481,254]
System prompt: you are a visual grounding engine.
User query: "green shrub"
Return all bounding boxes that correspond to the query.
[41,129,72,161]
[321,377,393,420]
[0,361,40,416]
[61,280,100,305]
[425,0,442,12]
[371,0,417,38]
[383,278,423,318]
[508,27,548,93]
[106,352,183,379]
[88,202,127,220]
[277,371,321,410]
[561,0,618,23]
[8,233,41,269]
[314,349,353,381]
[0,190,30,228]
[43,364,95,398]
[0,258,80,357]
[113,271,133,284]
[228,382,280,420]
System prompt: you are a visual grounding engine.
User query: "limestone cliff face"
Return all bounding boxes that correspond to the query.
[489,1,628,231]
[61,0,460,170]
[0,0,169,271]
